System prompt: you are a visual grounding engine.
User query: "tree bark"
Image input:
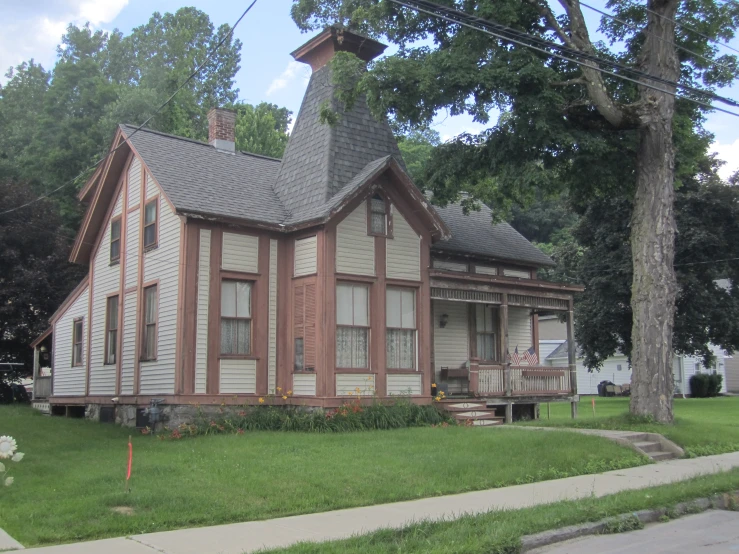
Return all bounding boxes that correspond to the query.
[629,0,680,423]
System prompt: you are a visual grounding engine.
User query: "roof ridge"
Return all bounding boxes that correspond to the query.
[119,124,282,164]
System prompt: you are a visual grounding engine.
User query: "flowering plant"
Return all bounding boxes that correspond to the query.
[0,436,24,488]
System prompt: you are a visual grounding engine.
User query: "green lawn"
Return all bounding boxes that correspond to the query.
[0,405,647,547]
[522,396,739,456]
[266,469,739,553]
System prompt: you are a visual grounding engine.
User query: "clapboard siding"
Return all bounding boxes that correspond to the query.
[52,285,89,396]
[120,291,137,395]
[195,229,211,394]
[89,210,122,395]
[503,268,531,279]
[292,373,316,396]
[508,307,532,352]
[268,239,278,394]
[125,209,139,288]
[336,204,375,275]
[127,157,141,208]
[145,171,157,199]
[433,260,467,272]
[387,373,422,396]
[727,356,739,393]
[140,191,180,394]
[112,190,123,217]
[336,373,375,396]
[386,209,420,280]
[220,359,257,393]
[432,300,469,394]
[475,265,497,275]
[222,232,259,273]
[294,235,317,276]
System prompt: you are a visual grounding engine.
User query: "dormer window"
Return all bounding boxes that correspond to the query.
[368,193,389,236]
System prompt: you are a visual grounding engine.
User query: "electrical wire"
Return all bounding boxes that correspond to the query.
[0,0,259,217]
[388,0,739,115]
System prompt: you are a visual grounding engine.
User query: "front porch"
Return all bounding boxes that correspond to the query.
[430,267,583,419]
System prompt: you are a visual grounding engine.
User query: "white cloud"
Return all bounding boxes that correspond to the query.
[711,139,739,181]
[0,0,128,80]
[266,61,308,96]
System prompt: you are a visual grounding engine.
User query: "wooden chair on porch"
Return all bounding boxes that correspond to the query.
[441,363,470,394]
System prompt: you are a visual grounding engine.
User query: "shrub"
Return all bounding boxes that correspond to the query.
[171,397,456,438]
[689,373,723,398]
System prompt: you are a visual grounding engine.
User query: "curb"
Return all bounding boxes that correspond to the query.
[520,490,739,552]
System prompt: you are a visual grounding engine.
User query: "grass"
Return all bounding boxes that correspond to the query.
[264,469,739,553]
[522,396,739,456]
[0,404,648,547]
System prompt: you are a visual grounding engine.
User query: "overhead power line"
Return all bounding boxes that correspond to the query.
[388,0,739,116]
[0,0,259,217]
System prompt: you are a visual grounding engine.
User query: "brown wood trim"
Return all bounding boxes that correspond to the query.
[89,165,127,266]
[206,228,223,393]
[312,230,325,396]
[133,157,146,394]
[255,235,270,395]
[322,228,335,397]
[532,313,540,362]
[385,369,422,375]
[142,194,160,251]
[372,234,387,395]
[335,368,379,374]
[48,275,90,325]
[174,217,186,394]
[139,279,160,362]
[180,220,199,395]
[115,163,128,395]
[127,204,140,214]
[386,277,423,287]
[429,269,584,293]
[334,273,377,283]
[219,354,260,360]
[124,286,137,294]
[220,270,261,280]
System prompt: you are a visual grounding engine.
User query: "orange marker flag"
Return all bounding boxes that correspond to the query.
[126,435,133,492]
[591,397,596,417]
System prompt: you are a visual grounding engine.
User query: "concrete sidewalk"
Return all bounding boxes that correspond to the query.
[18,451,739,554]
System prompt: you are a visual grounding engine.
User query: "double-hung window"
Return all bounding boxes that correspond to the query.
[386,288,416,369]
[221,281,252,355]
[105,296,118,365]
[476,305,497,361]
[72,318,84,367]
[143,198,158,249]
[336,283,369,368]
[141,285,158,360]
[110,218,121,263]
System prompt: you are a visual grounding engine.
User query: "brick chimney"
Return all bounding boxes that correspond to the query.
[207,107,236,153]
[290,25,387,72]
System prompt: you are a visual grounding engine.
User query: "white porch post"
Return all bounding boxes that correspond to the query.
[567,299,578,419]
[501,293,511,399]
[32,347,40,400]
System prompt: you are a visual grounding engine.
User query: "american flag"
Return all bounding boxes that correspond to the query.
[509,346,521,366]
[524,346,539,366]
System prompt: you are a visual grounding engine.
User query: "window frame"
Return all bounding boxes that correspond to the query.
[104,295,118,366]
[366,193,393,238]
[219,279,254,357]
[110,216,122,264]
[385,287,417,370]
[336,282,371,370]
[140,284,158,361]
[71,317,84,367]
[475,304,498,362]
[143,197,159,251]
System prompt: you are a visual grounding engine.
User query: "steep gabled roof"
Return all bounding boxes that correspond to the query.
[432,202,555,267]
[121,125,286,225]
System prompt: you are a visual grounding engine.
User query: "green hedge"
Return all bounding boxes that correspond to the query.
[689,373,723,398]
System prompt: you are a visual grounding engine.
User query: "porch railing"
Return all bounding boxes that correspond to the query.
[33,376,52,399]
[472,363,571,396]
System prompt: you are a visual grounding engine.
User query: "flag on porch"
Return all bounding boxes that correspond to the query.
[524,346,539,365]
[510,346,521,365]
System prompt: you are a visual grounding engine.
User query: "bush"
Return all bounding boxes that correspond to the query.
[689,373,723,398]
[169,397,456,439]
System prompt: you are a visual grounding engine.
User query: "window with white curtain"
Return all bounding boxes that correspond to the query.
[336,283,369,368]
[386,288,416,369]
[221,281,252,355]
[476,305,497,361]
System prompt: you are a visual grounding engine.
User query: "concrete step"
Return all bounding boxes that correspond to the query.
[471,419,504,426]
[441,402,488,412]
[650,451,677,462]
[633,441,662,453]
[452,411,502,421]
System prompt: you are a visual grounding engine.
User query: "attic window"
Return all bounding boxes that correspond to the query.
[144,198,158,249]
[368,194,389,236]
[110,217,121,263]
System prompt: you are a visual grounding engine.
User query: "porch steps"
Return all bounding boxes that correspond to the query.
[32,401,50,415]
[438,401,504,426]
[621,433,680,462]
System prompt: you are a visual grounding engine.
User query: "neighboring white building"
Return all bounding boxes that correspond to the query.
[539,315,728,396]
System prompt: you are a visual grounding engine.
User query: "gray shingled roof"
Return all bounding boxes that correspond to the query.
[272,64,405,218]
[432,202,555,267]
[121,125,286,224]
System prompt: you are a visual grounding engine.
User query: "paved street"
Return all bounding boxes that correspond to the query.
[532,511,739,553]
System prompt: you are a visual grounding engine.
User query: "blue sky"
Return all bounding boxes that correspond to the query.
[1,0,737,176]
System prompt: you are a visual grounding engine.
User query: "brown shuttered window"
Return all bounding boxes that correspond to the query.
[293,282,316,371]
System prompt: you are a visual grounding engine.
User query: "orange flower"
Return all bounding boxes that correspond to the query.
[282,395,288,400]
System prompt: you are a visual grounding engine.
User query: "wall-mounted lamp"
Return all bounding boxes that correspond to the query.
[39,346,48,353]
[439,313,449,328]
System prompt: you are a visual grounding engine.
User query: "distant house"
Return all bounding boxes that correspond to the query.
[31,27,582,424]
[539,315,729,396]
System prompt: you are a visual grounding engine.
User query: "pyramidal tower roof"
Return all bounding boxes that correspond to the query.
[273,26,405,221]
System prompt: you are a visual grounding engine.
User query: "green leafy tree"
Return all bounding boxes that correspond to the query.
[397,128,441,182]
[292,0,739,422]
[234,102,293,158]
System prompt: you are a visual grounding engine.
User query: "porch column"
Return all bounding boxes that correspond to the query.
[501,293,511,396]
[566,299,578,419]
[32,347,40,401]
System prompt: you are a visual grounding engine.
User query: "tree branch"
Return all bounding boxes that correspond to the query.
[526,0,575,48]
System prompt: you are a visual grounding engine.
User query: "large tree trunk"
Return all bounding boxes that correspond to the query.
[629,0,680,423]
